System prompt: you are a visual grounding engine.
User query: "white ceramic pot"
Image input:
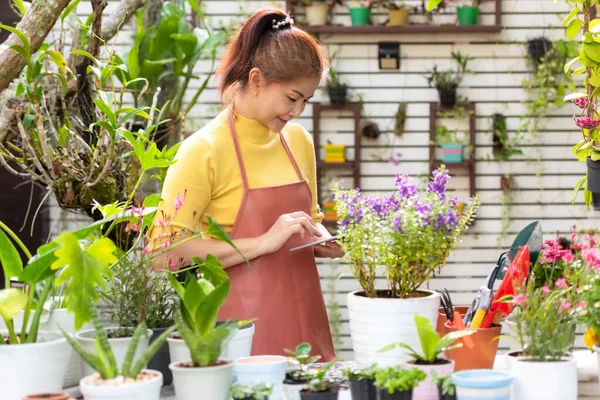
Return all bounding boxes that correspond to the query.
[408,359,454,400]
[168,324,255,364]
[79,370,162,400]
[75,327,152,378]
[512,356,577,400]
[502,313,522,352]
[0,331,70,400]
[305,4,329,26]
[283,382,304,400]
[40,308,92,388]
[234,355,287,400]
[347,289,440,367]
[170,360,233,400]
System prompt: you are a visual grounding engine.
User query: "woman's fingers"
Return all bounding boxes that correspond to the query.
[287,211,321,235]
[289,216,321,237]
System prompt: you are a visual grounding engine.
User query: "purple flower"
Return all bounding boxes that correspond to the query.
[341,219,350,228]
[444,209,459,230]
[392,216,402,232]
[450,197,459,208]
[573,115,600,130]
[427,168,450,199]
[395,173,417,198]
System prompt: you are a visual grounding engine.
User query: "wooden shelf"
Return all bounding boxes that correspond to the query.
[301,24,503,35]
[318,161,355,169]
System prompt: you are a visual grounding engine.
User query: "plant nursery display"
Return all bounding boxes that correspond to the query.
[342,364,378,400]
[379,315,474,400]
[373,366,426,400]
[300,362,339,400]
[333,166,479,366]
[61,305,175,400]
[425,52,473,107]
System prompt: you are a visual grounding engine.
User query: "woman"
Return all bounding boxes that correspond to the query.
[149,9,342,361]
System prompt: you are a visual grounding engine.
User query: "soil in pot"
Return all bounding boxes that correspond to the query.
[23,394,75,400]
[349,378,376,400]
[375,388,412,400]
[300,388,339,400]
[177,360,230,368]
[355,289,433,299]
[438,88,457,107]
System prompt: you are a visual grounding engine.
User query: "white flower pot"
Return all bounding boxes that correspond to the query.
[305,4,329,26]
[502,313,522,352]
[234,355,287,400]
[408,359,454,400]
[283,383,304,400]
[75,327,152,378]
[79,370,162,400]
[347,289,441,367]
[40,308,92,388]
[512,356,577,400]
[168,324,255,364]
[170,360,233,400]
[0,331,70,400]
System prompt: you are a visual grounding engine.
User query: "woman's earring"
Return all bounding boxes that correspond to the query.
[253,92,258,96]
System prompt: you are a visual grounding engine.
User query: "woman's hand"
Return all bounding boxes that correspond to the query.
[258,212,322,254]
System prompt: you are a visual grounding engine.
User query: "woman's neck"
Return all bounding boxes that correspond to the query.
[232,90,257,121]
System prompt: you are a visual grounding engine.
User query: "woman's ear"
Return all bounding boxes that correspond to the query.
[248,67,264,95]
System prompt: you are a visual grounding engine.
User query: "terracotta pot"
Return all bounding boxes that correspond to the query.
[436,306,469,336]
[443,322,501,371]
[23,394,75,400]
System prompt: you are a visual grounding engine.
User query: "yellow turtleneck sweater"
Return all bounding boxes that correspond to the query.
[148,109,324,245]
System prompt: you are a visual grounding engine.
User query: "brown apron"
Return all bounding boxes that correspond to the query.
[217,109,335,361]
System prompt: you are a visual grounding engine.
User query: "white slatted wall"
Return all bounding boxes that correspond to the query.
[47,0,600,360]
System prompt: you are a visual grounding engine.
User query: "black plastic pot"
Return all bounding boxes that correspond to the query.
[148,327,173,385]
[328,85,348,105]
[300,390,339,400]
[588,158,600,211]
[349,378,376,400]
[438,88,457,107]
[375,388,412,400]
[438,386,457,400]
[361,120,381,139]
[528,38,552,62]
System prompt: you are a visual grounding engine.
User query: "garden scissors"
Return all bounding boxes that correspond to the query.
[438,288,454,322]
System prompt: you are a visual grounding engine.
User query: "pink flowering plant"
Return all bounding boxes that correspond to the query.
[332,166,480,298]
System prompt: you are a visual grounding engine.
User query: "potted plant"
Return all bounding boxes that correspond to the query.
[373,366,426,400]
[434,125,466,163]
[491,113,522,161]
[425,52,472,107]
[346,1,374,26]
[451,370,513,400]
[342,364,378,400]
[332,167,479,366]
[503,278,579,400]
[455,0,480,26]
[167,270,239,400]
[300,0,331,26]
[300,362,339,400]
[430,372,456,400]
[234,355,288,400]
[378,315,474,400]
[60,305,175,400]
[284,342,321,400]
[327,51,348,105]
[230,382,274,400]
[387,2,411,26]
[527,37,553,63]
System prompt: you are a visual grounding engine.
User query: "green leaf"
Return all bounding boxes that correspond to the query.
[414,315,440,361]
[0,24,30,53]
[60,327,109,378]
[9,44,30,64]
[195,255,228,287]
[130,325,176,377]
[0,229,23,286]
[60,0,81,22]
[584,42,600,62]
[171,33,198,57]
[45,50,66,72]
[52,233,117,330]
[0,288,27,321]
[590,74,600,87]
[206,216,249,267]
[564,56,579,73]
[195,279,231,337]
[426,0,444,12]
[585,185,593,208]
[562,8,579,27]
[187,0,203,16]
[567,19,583,39]
[564,92,587,101]
[574,66,587,76]
[12,0,26,16]
[143,194,162,208]
[71,49,96,61]
[93,99,116,127]
[572,176,587,204]
[122,323,146,377]
[183,278,204,318]
[116,107,152,127]
[168,273,186,299]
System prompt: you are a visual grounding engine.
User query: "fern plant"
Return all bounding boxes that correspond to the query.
[61,305,175,380]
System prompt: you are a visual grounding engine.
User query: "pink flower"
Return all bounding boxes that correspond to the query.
[161,240,171,249]
[502,266,509,273]
[573,115,600,129]
[577,301,588,309]
[514,294,526,306]
[131,206,145,217]
[573,97,594,109]
[561,301,572,312]
[563,251,575,263]
[131,223,139,232]
[173,194,185,212]
[144,245,151,255]
[583,249,598,266]
[158,219,167,228]
[555,278,568,289]
[168,259,177,271]
[542,285,551,296]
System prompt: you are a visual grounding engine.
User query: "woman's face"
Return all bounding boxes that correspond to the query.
[252,75,321,132]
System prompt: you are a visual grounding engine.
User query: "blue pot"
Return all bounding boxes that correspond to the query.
[452,370,513,400]
[442,144,464,163]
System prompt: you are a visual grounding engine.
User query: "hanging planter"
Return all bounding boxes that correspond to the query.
[527,37,553,63]
[456,7,479,25]
[387,4,410,26]
[327,85,348,105]
[305,4,330,26]
[587,158,600,211]
[349,7,371,26]
[360,120,381,139]
[438,88,457,107]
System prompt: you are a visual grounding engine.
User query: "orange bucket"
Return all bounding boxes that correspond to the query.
[443,322,501,371]
[436,306,470,336]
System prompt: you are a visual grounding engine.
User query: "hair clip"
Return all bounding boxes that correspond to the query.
[272,15,294,30]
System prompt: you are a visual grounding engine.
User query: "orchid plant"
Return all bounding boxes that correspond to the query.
[332,166,480,298]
